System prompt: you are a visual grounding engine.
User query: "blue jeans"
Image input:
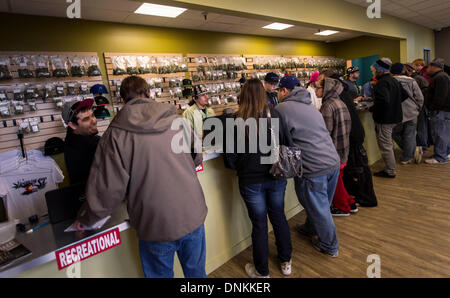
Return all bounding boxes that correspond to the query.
[430,111,450,162]
[139,225,207,278]
[392,119,417,162]
[239,179,291,276]
[417,107,433,151]
[294,169,340,255]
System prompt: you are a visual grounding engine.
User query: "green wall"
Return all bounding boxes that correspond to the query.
[0,12,334,60]
[334,36,401,63]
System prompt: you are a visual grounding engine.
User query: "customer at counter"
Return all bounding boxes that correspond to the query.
[74,75,208,278]
[275,76,341,258]
[182,84,216,138]
[263,72,280,108]
[370,58,406,178]
[62,98,100,185]
[224,78,292,278]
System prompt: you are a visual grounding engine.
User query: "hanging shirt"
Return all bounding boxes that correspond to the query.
[0,153,64,221]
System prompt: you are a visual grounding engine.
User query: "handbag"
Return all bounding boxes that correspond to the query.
[266,108,303,179]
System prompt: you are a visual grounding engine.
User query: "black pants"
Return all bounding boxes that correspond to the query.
[343,143,378,207]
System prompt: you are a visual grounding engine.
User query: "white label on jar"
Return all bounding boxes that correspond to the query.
[57,87,64,91]
[38,63,46,67]
[14,89,21,93]
[0,94,5,99]
[27,89,34,93]
[20,63,27,67]
[68,83,75,87]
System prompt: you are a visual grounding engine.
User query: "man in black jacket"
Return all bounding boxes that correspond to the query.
[424,58,450,164]
[61,99,100,185]
[369,58,407,178]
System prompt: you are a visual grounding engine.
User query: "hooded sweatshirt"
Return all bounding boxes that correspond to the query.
[78,98,207,242]
[320,78,352,164]
[275,87,340,178]
[393,75,424,122]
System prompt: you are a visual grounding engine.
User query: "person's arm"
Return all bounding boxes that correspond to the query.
[373,81,390,104]
[320,104,334,135]
[77,129,130,227]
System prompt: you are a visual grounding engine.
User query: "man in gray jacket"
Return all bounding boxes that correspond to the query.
[75,76,208,278]
[275,76,341,257]
[391,63,424,164]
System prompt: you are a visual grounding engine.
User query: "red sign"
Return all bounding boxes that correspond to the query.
[196,163,204,172]
[55,228,121,270]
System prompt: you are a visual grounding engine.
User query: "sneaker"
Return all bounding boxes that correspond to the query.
[350,203,359,213]
[311,237,339,258]
[280,260,292,276]
[414,147,423,164]
[245,263,270,278]
[295,224,315,238]
[373,170,396,178]
[400,159,413,165]
[424,158,448,165]
[330,206,350,217]
[447,154,450,161]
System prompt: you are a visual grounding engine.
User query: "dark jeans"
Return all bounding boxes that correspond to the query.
[430,111,450,162]
[239,179,292,276]
[393,119,417,162]
[139,225,207,278]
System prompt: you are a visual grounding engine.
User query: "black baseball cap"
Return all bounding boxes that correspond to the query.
[264,72,280,84]
[44,137,64,156]
[347,66,359,74]
[193,85,208,98]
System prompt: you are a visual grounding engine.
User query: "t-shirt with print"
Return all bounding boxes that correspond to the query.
[0,160,64,221]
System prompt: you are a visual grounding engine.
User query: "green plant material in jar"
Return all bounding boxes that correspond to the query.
[0,65,12,80]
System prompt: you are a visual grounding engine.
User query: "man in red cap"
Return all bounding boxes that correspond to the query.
[62,98,100,185]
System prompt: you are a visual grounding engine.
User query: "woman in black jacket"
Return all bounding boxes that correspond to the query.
[224,78,292,278]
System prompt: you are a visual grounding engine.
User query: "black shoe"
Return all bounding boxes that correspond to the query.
[350,203,359,213]
[330,206,350,217]
[295,224,315,238]
[373,170,396,179]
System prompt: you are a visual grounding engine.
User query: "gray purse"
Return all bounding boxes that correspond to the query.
[267,108,303,179]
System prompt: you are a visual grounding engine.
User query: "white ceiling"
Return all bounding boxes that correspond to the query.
[0,0,363,42]
[344,0,450,30]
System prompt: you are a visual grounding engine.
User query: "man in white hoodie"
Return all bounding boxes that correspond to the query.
[390,63,424,164]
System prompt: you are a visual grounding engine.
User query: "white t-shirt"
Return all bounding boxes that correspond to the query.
[0,152,64,221]
[307,86,322,110]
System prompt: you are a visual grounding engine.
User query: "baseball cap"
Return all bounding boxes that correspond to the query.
[94,95,110,106]
[44,137,64,156]
[347,66,359,74]
[90,84,108,95]
[278,76,301,90]
[61,98,94,125]
[193,85,208,98]
[390,63,404,75]
[264,72,280,84]
[430,58,445,69]
[93,106,111,119]
[309,71,320,83]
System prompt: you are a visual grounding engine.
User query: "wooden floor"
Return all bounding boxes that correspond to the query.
[209,150,450,278]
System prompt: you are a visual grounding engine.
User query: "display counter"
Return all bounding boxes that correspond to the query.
[3,110,381,278]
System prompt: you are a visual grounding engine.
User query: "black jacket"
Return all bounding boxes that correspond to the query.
[426,70,450,112]
[338,79,365,145]
[224,108,289,186]
[411,72,429,98]
[64,128,100,185]
[266,91,279,108]
[371,74,407,124]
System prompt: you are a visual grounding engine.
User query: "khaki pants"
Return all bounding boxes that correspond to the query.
[375,123,397,175]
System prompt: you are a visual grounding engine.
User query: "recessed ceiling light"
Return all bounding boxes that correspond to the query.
[314,30,339,36]
[263,23,294,30]
[134,3,187,18]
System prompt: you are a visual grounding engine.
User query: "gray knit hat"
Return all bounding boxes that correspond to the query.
[430,58,445,69]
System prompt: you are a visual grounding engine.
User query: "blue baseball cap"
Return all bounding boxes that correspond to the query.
[90,84,108,95]
[278,76,301,90]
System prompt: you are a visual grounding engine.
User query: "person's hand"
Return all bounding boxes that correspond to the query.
[354,96,363,102]
[74,220,85,232]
